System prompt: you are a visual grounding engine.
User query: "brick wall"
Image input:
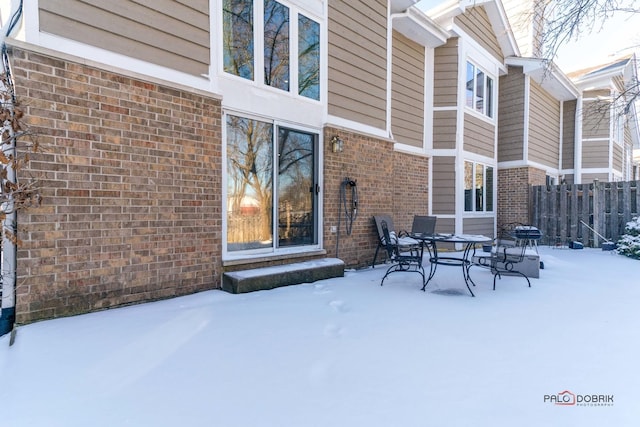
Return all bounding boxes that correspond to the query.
[10,45,223,323]
[497,166,546,229]
[323,127,429,268]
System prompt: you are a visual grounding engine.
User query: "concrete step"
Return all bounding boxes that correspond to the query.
[222,258,345,293]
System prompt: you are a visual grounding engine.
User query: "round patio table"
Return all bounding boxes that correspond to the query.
[410,233,492,297]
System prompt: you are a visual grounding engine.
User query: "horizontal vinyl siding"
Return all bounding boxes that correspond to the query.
[455,6,503,61]
[582,100,611,139]
[328,0,387,129]
[433,110,457,149]
[463,217,494,237]
[582,172,608,182]
[391,31,425,148]
[562,100,576,169]
[613,143,623,171]
[464,115,495,157]
[39,0,210,76]
[435,216,455,234]
[434,38,458,107]
[528,80,560,167]
[432,156,456,215]
[582,140,609,168]
[498,67,525,162]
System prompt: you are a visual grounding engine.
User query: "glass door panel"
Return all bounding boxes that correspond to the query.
[277,128,315,247]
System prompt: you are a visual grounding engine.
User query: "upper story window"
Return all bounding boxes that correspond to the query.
[223,0,320,101]
[466,61,494,118]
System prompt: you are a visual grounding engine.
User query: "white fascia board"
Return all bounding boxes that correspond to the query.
[425,0,519,58]
[392,7,448,48]
[480,0,519,58]
[506,57,579,101]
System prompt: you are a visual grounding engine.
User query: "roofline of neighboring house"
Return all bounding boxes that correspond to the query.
[505,56,579,101]
[392,6,449,48]
[423,0,520,58]
[569,54,636,90]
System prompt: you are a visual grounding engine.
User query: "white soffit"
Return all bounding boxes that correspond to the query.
[393,7,448,47]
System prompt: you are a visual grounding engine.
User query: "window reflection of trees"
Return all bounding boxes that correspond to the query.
[264,0,290,91]
[298,14,320,100]
[223,0,254,79]
[227,116,273,250]
[278,129,314,246]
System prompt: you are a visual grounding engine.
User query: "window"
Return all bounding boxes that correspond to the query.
[264,0,290,90]
[298,14,320,100]
[464,161,494,212]
[223,0,254,80]
[226,114,318,253]
[466,62,494,118]
[223,0,320,101]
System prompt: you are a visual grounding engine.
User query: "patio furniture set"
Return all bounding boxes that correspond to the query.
[373,215,540,297]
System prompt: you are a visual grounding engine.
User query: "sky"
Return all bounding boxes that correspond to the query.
[554,11,640,72]
[415,0,640,73]
[1,246,639,427]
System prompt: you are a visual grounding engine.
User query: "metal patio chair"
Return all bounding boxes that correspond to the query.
[379,219,425,287]
[476,224,532,290]
[372,214,419,267]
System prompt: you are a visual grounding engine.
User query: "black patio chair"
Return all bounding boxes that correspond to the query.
[379,219,425,287]
[411,215,437,235]
[372,214,419,267]
[476,224,531,290]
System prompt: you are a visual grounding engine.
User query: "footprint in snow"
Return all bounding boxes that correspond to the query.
[329,299,349,313]
[313,283,331,295]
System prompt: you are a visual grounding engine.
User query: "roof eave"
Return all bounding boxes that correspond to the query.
[506,57,580,101]
[392,7,449,48]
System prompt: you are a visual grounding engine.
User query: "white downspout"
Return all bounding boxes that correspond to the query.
[574,95,583,184]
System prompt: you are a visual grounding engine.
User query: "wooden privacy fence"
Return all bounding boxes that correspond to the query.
[530,180,640,247]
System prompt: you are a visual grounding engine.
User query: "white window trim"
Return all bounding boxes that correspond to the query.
[463,160,495,214]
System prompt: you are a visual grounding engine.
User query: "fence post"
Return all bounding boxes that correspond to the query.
[592,180,600,247]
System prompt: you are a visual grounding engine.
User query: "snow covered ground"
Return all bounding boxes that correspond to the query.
[1,247,639,427]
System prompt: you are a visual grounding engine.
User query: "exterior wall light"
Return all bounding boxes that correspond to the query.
[331,135,344,153]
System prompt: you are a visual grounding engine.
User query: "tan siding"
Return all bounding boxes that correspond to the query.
[328,0,387,129]
[434,38,459,107]
[433,110,457,149]
[391,31,425,148]
[528,80,560,167]
[463,217,494,237]
[582,100,611,139]
[39,0,210,76]
[562,100,576,169]
[582,172,608,182]
[435,216,455,234]
[498,66,525,161]
[464,115,495,157]
[455,7,503,61]
[432,156,456,214]
[582,141,609,168]
[613,143,623,171]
